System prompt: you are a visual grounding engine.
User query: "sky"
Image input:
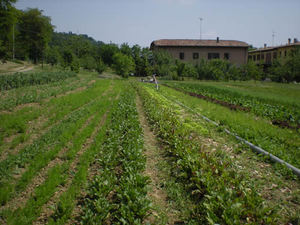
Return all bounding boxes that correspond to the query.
[15,0,300,48]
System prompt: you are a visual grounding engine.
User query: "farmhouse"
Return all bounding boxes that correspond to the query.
[248,38,300,65]
[150,38,249,65]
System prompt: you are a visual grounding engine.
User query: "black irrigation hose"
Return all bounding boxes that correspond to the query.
[168,97,300,178]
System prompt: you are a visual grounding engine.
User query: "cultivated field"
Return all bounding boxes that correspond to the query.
[0,71,299,224]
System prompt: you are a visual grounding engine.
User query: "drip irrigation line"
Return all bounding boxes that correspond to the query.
[159,91,300,178]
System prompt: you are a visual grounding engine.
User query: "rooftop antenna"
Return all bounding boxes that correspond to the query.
[272,30,275,46]
[199,17,203,40]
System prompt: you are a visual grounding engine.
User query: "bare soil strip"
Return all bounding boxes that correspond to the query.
[33,111,108,225]
[136,95,179,224]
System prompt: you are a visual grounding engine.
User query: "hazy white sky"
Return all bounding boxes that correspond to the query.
[16,0,300,48]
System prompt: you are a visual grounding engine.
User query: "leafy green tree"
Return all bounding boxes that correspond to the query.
[17,8,53,63]
[0,0,17,9]
[241,60,263,81]
[182,63,197,77]
[100,43,119,66]
[45,46,59,66]
[175,60,185,77]
[80,55,96,70]
[120,43,131,56]
[112,52,135,78]
[153,50,174,77]
[96,58,106,74]
[70,56,80,73]
[0,0,18,60]
[61,49,73,69]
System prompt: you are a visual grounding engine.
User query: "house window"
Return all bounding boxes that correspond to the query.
[261,54,264,60]
[248,55,252,60]
[273,52,277,59]
[179,52,184,60]
[284,51,287,57]
[208,53,220,60]
[257,54,260,61]
[224,53,230,60]
[279,51,282,57]
[193,53,199,59]
[253,55,256,61]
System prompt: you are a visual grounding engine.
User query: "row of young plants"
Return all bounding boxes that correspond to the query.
[0,71,77,91]
[0,78,111,156]
[157,84,300,173]
[136,83,278,224]
[0,71,96,111]
[80,88,150,224]
[164,81,300,127]
[0,80,112,205]
[2,84,118,225]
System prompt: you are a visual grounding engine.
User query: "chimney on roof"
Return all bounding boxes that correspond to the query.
[216,37,219,43]
[264,43,267,49]
[294,38,298,43]
[288,38,291,45]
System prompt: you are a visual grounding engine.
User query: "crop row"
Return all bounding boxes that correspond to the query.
[80,88,150,224]
[4,89,116,225]
[0,79,111,156]
[0,71,77,91]
[136,83,278,224]
[157,83,300,171]
[164,82,300,127]
[0,80,120,224]
[0,80,112,205]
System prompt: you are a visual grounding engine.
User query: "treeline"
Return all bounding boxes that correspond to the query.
[0,0,154,77]
[45,32,154,77]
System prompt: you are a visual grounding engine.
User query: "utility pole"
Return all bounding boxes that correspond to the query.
[199,17,203,40]
[12,23,15,60]
[272,30,275,46]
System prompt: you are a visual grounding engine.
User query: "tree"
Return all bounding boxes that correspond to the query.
[112,52,135,78]
[45,46,59,66]
[0,0,17,9]
[242,60,263,81]
[0,0,18,60]
[80,55,96,70]
[153,50,174,77]
[61,48,73,69]
[17,8,54,63]
[96,58,106,74]
[120,43,131,56]
[100,43,119,66]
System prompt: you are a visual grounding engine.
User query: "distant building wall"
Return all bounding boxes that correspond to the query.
[153,46,248,65]
[248,38,300,65]
[151,39,249,66]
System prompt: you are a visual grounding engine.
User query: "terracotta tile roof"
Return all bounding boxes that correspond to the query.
[151,39,249,48]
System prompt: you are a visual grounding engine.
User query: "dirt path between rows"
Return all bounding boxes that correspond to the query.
[136,95,179,224]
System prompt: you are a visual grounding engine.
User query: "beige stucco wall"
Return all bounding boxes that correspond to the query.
[153,46,248,66]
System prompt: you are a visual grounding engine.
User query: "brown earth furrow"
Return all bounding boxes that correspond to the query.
[34,111,108,225]
[136,95,179,225]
